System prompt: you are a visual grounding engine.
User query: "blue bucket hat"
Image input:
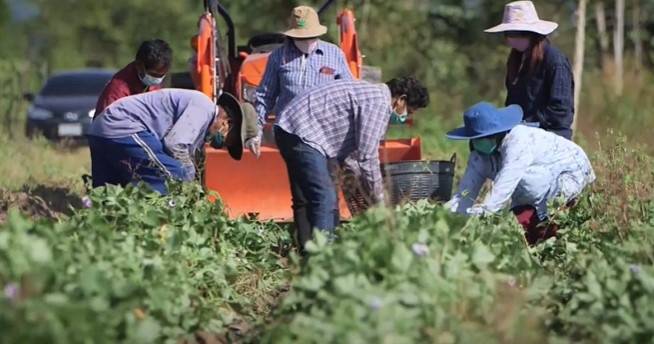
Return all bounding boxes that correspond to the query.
[446,102,529,140]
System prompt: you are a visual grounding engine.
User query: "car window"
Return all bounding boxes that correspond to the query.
[40,74,112,96]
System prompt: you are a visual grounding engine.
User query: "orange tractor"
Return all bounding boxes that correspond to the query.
[181,0,429,222]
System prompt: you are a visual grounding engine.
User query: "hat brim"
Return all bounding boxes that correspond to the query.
[283,25,327,38]
[217,92,244,161]
[484,20,558,35]
[447,122,540,140]
[446,104,528,140]
[446,125,517,140]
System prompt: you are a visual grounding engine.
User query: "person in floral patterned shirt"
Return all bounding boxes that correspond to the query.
[445,102,595,245]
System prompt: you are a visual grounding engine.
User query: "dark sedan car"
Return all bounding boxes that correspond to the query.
[25,69,115,139]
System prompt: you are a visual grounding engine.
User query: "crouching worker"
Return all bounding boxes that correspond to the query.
[276,77,429,249]
[88,89,257,194]
[445,102,595,245]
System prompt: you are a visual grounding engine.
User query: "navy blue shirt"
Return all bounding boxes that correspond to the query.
[505,43,575,139]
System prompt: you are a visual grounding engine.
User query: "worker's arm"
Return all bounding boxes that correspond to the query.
[445,152,491,215]
[254,48,281,138]
[349,101,390,204]
[536,62,574,138]
[162,104,214,181]
[345,152,384,204]
[471,131,534,215]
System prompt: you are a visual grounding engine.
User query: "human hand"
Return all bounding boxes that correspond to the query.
[245,136,261,158]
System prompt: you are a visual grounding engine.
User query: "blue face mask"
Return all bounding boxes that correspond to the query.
[389,102,408,124]
[390,111,407,124]
[472,137,498,155]
[209,132,225,149]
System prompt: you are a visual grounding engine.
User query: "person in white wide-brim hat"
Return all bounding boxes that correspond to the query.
[485,1,575,140]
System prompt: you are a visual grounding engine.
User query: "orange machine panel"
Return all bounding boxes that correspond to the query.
[196,13,216,100]
[240,52,269,87]
[205,138,421,222]
[338,9,362,79]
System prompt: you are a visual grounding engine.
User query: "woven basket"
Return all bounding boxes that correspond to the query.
[341,156,456,215]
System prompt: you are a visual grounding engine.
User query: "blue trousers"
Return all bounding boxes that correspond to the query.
[275,127,339,249]
[88,131,187,194]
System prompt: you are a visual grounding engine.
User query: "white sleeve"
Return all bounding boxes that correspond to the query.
[475,132,534,214]
[445,152,491,215]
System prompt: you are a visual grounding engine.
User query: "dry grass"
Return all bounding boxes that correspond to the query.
[586,132,654,232]
[0,134,89,192]
[0,133,88,222]
[577,68,654,153]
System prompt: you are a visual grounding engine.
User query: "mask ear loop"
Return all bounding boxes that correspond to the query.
[399,95,409,113]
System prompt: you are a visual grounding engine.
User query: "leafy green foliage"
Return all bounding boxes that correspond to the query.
[0,183,292,343]
[264,197,654,343]
[1,138,653,343]
[263,140,654,343]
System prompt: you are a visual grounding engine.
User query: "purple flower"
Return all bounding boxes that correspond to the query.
[81,196,93,209]
[368,296,383,311]
[3,282,19,301]
[629,264,641,274]
[411,243,429,257]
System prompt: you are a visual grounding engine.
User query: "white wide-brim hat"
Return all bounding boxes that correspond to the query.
[485,1,558,36]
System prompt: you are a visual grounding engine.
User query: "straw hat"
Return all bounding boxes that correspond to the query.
[282,6,327,39]
[484,1,558,36]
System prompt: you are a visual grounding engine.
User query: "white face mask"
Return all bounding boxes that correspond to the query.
[140,72,165,86]
[293,38,319,54]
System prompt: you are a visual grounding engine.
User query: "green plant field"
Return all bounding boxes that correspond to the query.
[2,0,654,341]
[1,135,652,343]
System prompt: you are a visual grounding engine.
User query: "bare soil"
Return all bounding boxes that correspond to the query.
[0,185,82,223]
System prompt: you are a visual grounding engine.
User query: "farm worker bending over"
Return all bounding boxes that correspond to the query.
[276,77,429,250]
[445,102,595,245]
[485,1,574,139]
[248,5,353,156]
[88,89,258,194]
[94,39,173,116]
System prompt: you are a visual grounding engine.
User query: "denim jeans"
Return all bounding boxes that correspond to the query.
[274,126,339,249]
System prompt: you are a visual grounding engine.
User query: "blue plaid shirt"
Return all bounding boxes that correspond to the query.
[276,80,391,202]
[255,40,353,133]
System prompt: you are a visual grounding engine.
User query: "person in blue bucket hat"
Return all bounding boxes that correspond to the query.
[445,102,595,245]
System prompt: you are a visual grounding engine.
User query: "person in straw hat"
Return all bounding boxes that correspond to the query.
[485,1,575,140]
[444,102,595,245]
[247,5,353,157]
